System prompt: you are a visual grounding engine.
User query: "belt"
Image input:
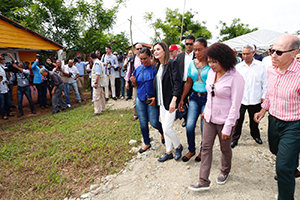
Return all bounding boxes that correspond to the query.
[194,92,207,96]
[272,116,284,122]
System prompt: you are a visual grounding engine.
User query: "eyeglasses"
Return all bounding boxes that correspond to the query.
[136,48,142,50]
[270,49,295,56]
[185,43,193,46]
[210,84,215,97]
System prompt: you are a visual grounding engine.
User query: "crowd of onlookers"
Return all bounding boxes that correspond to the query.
[1,34,300,200]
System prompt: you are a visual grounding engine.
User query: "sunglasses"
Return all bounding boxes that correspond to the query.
[210,84,215,97]
[185,43,193,46]
[270,49,295,56]
[136,48,142,50]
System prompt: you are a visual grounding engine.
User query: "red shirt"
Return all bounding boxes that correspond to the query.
[262,59,300,121]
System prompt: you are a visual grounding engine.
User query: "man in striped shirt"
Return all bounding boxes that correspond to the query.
[254,34,300,200]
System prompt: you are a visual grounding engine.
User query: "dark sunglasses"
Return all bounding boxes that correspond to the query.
[185,43,193,46]
[136,48,142,50]
[210,84,215,97]
[270,49,295,56]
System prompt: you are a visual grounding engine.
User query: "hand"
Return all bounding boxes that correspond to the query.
[178,100,184,112]
[62,91,65,96]
[148,97,156,106]
[222,133,230,140]
[93,84,98,89]
[103,63,108,66]
[7,53,12,57]
[261,98,264,103]
[51,90,55,95]
[129,75,135,83]
[200,113,204,120]
[125,82,129,90]
[254,109,266,123]
[169,100,176,113]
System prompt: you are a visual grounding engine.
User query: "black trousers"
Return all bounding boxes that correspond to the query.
[232,103,261,142]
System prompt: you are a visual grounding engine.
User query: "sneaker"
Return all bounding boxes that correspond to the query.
[188,182,210,191]
[121,96,124,100]
[67,104,71,108]
[216,173,229,185]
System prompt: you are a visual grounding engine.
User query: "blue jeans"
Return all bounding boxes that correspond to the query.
[186,92,207,153]
[64,82,81,104]
[120,77,125,97]
[17,86,35,114]
[0,92,10,117]
[136,98,163,145]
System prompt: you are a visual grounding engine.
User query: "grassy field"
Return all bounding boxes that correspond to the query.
[0,103,140,199]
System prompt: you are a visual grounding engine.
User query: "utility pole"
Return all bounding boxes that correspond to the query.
[180,0,186,43]
[128,16,134,52]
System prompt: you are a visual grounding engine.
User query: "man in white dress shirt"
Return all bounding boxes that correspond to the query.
[231,44,267,148]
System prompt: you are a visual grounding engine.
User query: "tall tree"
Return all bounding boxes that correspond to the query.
[217,18,258,42]
[145,8,211,44]
[0,0,129,54]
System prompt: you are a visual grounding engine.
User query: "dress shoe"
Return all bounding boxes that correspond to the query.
[138,144,151,153]
[182,152,195,162]
[105,98,109,101]
[174,145,183,160]
[158,153,173,162]
[112,97,117,101]
[17,113,24,118]
[91,113,101,116]
[231,140,238,148]
[31,111,36,114]
[52,110,60,114]
[254,138,263,144]
[195,152,202,162]
[182,121,186,127]
[126,97,132,101]
[274,169,300,181]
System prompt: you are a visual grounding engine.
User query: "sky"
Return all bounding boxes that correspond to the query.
[102,0,300,44]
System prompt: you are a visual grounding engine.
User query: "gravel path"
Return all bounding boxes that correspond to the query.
[74,99,300,200]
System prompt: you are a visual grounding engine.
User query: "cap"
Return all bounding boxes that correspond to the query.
[169,44,178,51]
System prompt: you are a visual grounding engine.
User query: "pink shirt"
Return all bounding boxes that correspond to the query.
[204,69,245,136]
[261,59,300,121]
[125,55,141,81]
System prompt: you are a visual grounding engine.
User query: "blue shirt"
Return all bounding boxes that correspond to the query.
[187,61,210,93]
[133,64,156,101]
[94,63,101,75]
[75,61,86,76]
[102,54,118,75]
[31,60,45,84]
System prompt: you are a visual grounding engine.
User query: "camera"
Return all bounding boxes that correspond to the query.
[2,53,7,56]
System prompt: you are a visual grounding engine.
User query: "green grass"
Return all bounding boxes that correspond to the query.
[0,103,140,200]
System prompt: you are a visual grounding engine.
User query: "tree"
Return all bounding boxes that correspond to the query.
[0,0,130,54]
[145,8,211,44]
[217,18,258,42]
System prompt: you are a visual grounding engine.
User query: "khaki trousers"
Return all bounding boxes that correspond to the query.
[93,87,105,114]
[77,76,85,94]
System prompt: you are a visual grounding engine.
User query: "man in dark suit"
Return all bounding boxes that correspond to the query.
[175,35,195,127]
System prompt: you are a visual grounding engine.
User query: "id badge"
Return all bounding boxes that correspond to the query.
[23,80,26,85]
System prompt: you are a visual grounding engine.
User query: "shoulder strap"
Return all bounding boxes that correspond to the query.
[168,60,174,88]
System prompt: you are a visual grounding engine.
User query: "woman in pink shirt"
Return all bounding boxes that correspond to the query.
[188,43,245,191]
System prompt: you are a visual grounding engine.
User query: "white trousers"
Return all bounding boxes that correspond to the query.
[160,106,181,152]
[104,73,116,98]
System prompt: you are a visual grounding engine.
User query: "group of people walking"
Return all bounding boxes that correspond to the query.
[122,34,299,200]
